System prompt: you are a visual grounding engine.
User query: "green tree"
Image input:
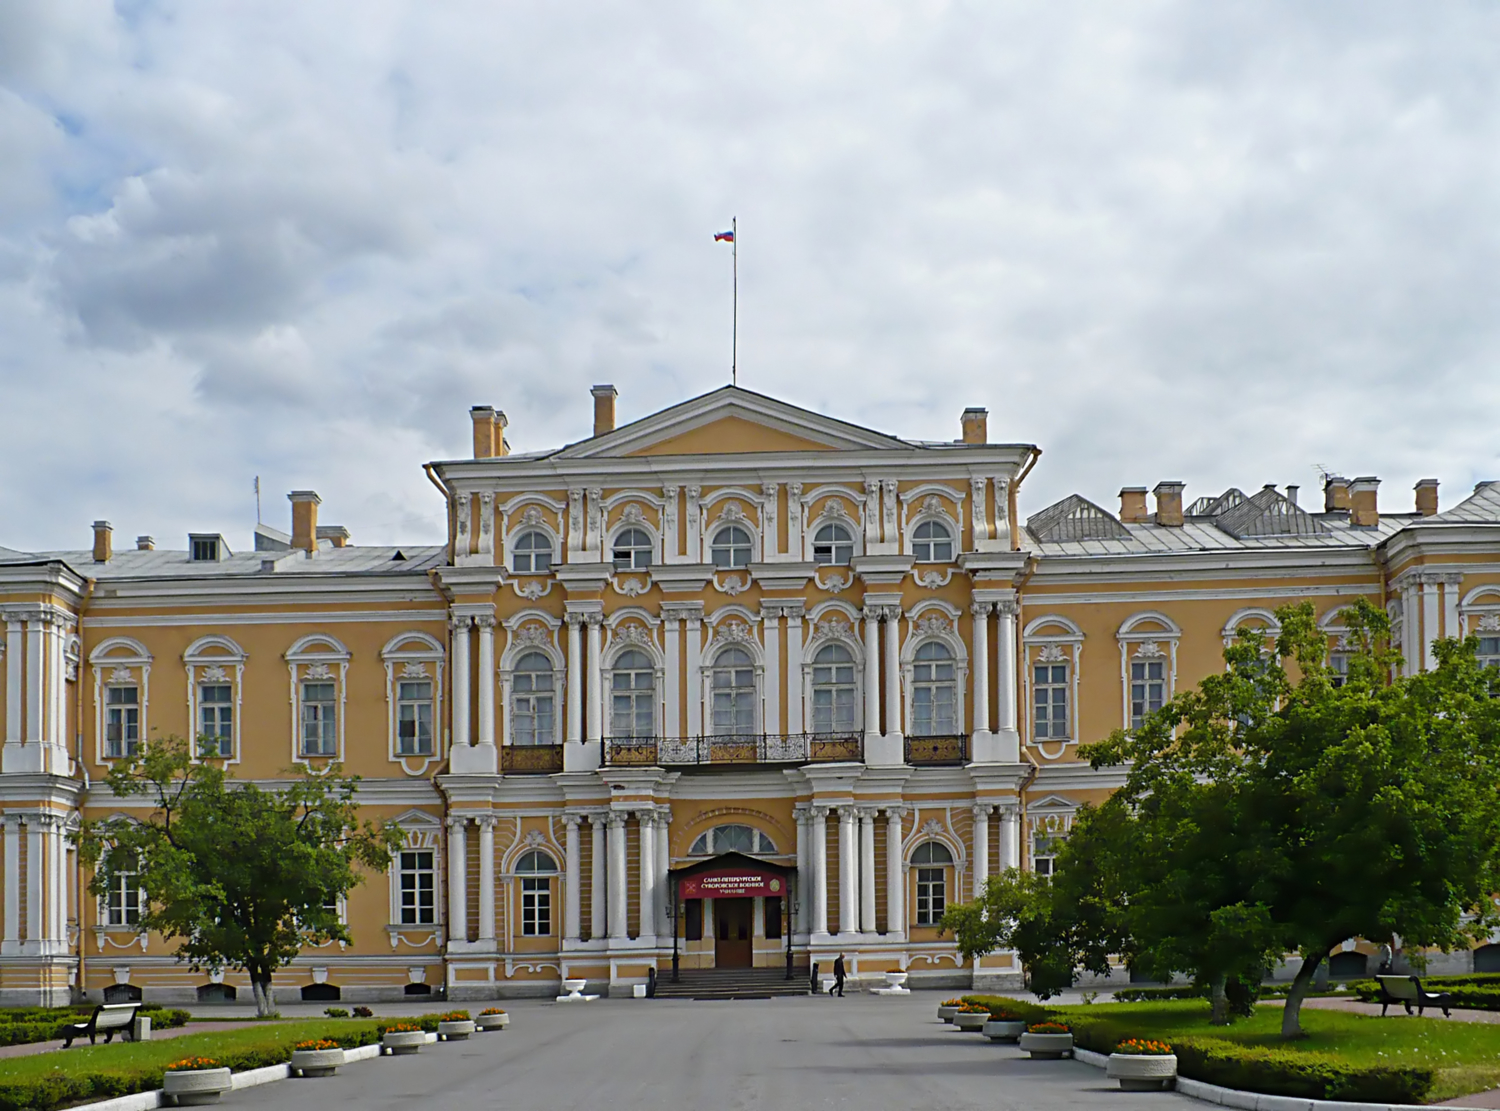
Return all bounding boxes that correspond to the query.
[79,738,401,1016]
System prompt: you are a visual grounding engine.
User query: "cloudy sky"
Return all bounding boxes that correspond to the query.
[3,1,1498,553]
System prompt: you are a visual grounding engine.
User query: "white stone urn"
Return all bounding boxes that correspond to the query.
[884,972,909,992]
[1107,1052,1178,1091]
[476,1011,509,1031]
[290,1046,346,1077]
[438,1019,476,1041]
[953,1010,988,1031]
[381,1029,426,1055]
[1018,1030,1075,1059]
[163,1066,232,1105]
[982,1019,1027,1042]
[937,1003,960,1023]
[560,978,588,1000]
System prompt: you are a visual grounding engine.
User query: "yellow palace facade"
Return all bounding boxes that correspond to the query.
[3,384,1499,1004]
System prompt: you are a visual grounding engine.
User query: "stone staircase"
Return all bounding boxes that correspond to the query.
[653,966,812,1000]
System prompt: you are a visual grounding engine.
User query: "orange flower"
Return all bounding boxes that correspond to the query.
[165,1057,220,1072]
[294,1039,339,1051]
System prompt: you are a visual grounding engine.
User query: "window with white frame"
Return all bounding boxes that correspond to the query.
[711,525,753,569]
[105,685,140,758]
[1479,636,1500,671]
[912,520,954,562]
[911,642,957,735]
[1032,830,1064,876]
[810,643,857,734]
[1329,647,1351,687]
[1129,659,1166,731]
[1033,661,1069,740]
[398,849,436,925]
[689,824,778,855]
[512,652,556,745]
[396,680,434,755]
[106,866,141,926]
[812,522,854,566]
[300,681,338,756]
[711,646,756,735]
[610,649,655,737]
[198,683,233,757]
[517,850,556,936]
[611,527,653,571]
[912,841,952,925]
[511,530,553,574]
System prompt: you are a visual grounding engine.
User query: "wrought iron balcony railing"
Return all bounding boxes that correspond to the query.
[501,744,565,774]
[602,733,863,769]
[904,733,969,766]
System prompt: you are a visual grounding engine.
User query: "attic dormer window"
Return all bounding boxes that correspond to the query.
[190,535,222,562]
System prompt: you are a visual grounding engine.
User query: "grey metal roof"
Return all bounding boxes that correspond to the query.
[1025,506,1413,557]
[1210,486,1328,539]
[1026,495,1132,543]
[2,545,447,579]
[1424,481,1500,524]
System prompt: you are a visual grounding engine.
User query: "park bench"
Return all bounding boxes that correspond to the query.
[60,1003,142,1047]
[1375,974,1452,1019]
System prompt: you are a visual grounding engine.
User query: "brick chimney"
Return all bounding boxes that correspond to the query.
[289,491,321,552]
[1119,487,1149,524]
[961,407,988,444]
[1152,482,1185,527]
[1349,476,1380,528]
[470,406,509,458]
[1286,485,1300,507]
[317,525,351,548]
[92,521,112,563]
[136,535,155,551]
[1323,475,1351,512]
[592,384,618,437]
[1414,478,1439,517]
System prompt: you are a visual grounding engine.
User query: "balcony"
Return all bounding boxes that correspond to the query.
[602,733,863,769]
[501,744,564,774]
[904,734,969,766]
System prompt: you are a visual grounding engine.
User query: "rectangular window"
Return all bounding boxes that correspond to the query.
[198,683,233,757]
[522,877,551,936]
[398,850,435,925]
[911,684,956,736]
[105,685,140,758]
[1329,652,1350,688]
[1479,636,1500,672]
[1033,663,1068,739]
[915,867,946,925]
[1130,660,1165,731]
[1033,832,1063,876]
[190,536,220,562]
[301,681,338,756]
[396,680,434,756]
[106,870,141,926]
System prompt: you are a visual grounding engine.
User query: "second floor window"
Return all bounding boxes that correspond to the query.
[1329,650,1351,688]
[612,527,653,571]
[811,643,857,734]
[106,867,141,927]
[911,642,957,736]
[1478,636,1500,672]
[512,652,555,746]
[199,683,233,757]
[398,849,435,925]
[1130,659,1166,731]
[711,646,756,736]
[397,680,434,756]
[813,523,854,566]
[912,520,953,562]
[105,685,139,758]
[1033,831,1064,876]
[610,649,655,738]
[1033,662,1068,740]
[511,530,553,574]
[301,681,337,756]
[711,525,753,569]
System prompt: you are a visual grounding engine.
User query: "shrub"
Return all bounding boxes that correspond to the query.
[323,1007,349,1018]
[1115,1038,1174,1056]
[1112,986,1207,1002]
[959,995,1050,1025]
[1171,1038,1433,1104]
[351,1006,374,1018]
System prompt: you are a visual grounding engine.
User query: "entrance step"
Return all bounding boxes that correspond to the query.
[653,966,812,1000]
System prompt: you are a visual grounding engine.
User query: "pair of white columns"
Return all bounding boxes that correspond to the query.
[800,805,905,938]
[970,803,1022,897]
[861,607,905,739]
[970,600,1018,738]
[3,814,72,953]
[450,612,498,749]
[446,815,497,944]
[566,810,667,943]
[564,612,606,743]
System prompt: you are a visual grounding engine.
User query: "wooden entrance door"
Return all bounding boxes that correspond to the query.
[714,897,754,968]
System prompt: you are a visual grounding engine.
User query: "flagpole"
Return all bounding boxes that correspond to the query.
[731,216,738,387]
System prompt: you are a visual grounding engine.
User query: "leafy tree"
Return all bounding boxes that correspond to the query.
[80,738,400,1016]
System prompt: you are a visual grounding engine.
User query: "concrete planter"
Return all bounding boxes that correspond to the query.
[982,1019,1027,1042]
[382,1030,426,1055]
[290,1047,346,1077]
[1107,1053,1178,1091]
[476,1013,509,1031]
[163,1067,232,1106]
[953,1011,989,1031]
[937,1004,959,1023]
[438,1020,476,1041]
[1018,1031,1074,1060]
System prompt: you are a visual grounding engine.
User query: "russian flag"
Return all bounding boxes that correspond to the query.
[714,230,734,242]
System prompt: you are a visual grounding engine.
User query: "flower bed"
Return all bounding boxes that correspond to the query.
[1115,1038,1173,1055]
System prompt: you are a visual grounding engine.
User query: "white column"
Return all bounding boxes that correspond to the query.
[885,808,904,936]
[477,816,496,943]
[5,616,22,743]
[763,610,781,736]
[685,611,703,737]
[1444,575,1463,642]
[811,807,828,936]
[1399,584,1418,677]
[446,817,467,943]
[53,819,68,943]
[838,806,857,935]
[654,813,671,938]
[566,616,583,742]
[25,622,41,743]
[996,600,1018,742]
[476,616,496,748]
[43,817,59,944]
[663,615,681,739]
[607,813,628,940]
[972,804,990,898]
[786,608,804,735]
[451,616,472,748]
[858,808,876,933]
[586,616,603,743]
[24,818,42,946]
[999,805,1020,870]
[970,602,991,736]
[883,609,902,739]
[863,610,881,739]
[2,817,19,951]
[794,807,809,935]
[1422,579,1441,671]
[564,815,582,942]
[590,815,606,940]
[637,811,656,942]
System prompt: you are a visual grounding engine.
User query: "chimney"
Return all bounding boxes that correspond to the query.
[1286,485,1299,507]
[592,384,618,437]
[1119,487,1149,524]
[1152,481,1185,527]
[1414,478,1439,517]
[1323,475,1351,512]
[136,535,155,551]
[961,407,989,445]
[1349,476,1380,528]
[317,525,351,548]
[289,491,321,552]
[471,406,497,458]
[92,521,112,563]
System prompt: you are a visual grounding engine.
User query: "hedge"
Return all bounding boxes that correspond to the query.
[1111,986,1206,1002]
[957,995,1050,1024]
[0,1005,190,1048]
[1350,978,1500,1011]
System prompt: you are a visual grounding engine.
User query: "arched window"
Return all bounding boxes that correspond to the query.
[912,520,953,562]
[688,824,778,855]
[516,850,557,936]
[512,530,553,574]
[813,523,854,566]
[512,652,555,745]
[711,526,753,569]
[912,841,953,925]
[711,646,756,735]
[911,642,957,736]
[612,527,653,571]
[610,649,655,738]
[810,643,857,734]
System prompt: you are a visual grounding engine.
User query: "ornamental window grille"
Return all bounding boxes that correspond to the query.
[512,652,555,746]
[688,824,778,855]
[398,850,435,925]
[107,867,141,927]
[612,527,653,571]
[912,841,952,925]
[711,525,753,569]
[396,680,434,756]
[300,681,338,756]
[711,646,756,736]
[813,523,854,566]
[105,685,140,758]
[912,520,953,562]
[1129,660,1165,731]
[610,649,655,738]
[517,851,556,936]
[511,530,553,574]
[811,643,857,734]
[198,683,233,757]
[1033,662,1069,740]
[912,642,957,736]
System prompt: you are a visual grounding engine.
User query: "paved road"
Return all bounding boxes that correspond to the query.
[224,993,1191,1111]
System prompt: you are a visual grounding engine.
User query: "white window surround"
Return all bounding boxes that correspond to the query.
[699,612,764,736]
[604,617,665,738]
[380,632,446,775]
[183,635,247,764]
[498,495,567,552]
[603,492,667,564]
[899,604,968,737]
[1026,795,1078,873]
[90,637,152,765]
[802,606,866,735]
[1220,607,1283,648]
[1022,615,1083,758]
[499,614,565,748]
[1116,613,1180,732]
[1460,585,1500,636]
[608,521,659,571]
[696,488,766,565]
[799,487,867,564]
[689,823,779,855]
[285,634,351,767]
[388,810,444,940]
[903,496,963,563]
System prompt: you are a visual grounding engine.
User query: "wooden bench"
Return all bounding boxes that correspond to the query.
[60,1003,142,1047]
[1376,974,1452,1018]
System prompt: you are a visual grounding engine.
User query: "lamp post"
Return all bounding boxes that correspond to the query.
[785,876,796,980]
[668,875,681,983]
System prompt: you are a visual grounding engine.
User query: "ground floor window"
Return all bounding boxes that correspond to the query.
[911,841,952,925]
[517,850,556,937]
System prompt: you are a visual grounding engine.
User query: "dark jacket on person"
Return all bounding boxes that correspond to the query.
[833,956,846,982]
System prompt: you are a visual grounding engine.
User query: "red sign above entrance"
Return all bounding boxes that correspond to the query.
[678,868,786,900]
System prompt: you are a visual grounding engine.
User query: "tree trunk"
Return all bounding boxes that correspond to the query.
[1280,952,1324,1039]
[251,976,275,1018]
[1209,972,1229,1026]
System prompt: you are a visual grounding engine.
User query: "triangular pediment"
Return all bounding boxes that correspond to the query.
[557,386,910,459]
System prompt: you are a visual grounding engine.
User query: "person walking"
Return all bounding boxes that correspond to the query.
[833,954,846,998]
